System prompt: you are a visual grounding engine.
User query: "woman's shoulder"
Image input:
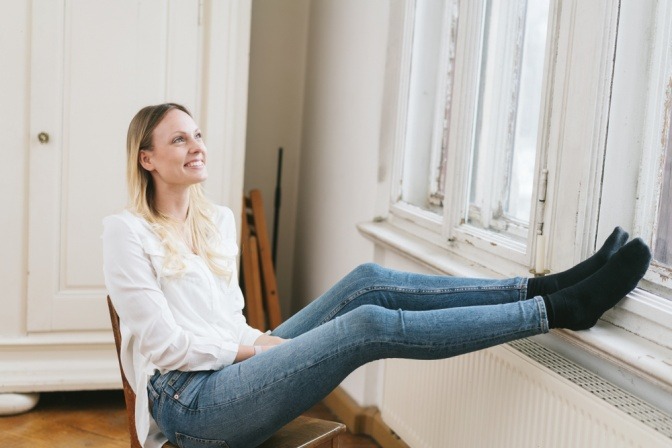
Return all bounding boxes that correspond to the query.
[211,204,235,224]
[211,203,233,217]
[103,209,152,237]
[210,204,237,239]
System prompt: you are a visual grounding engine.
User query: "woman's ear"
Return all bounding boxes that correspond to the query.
[139,150,154,171]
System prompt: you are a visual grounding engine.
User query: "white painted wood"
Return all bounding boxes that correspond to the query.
[0,0,30,337]
[0,333,120,392]
[625,0,672,291]
[2,0,252,390]
[25,0,225,333]
[544,0,620,271]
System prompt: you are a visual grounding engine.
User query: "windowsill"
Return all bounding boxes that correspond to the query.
[358,219,672,413]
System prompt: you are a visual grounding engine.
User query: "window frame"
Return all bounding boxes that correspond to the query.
[388,0,557,272]
[597,0,672,349]
[376,0,672,394]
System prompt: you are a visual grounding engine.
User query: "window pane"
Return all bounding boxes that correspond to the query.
[401,0,457,213]
[467,0,550,242]
[654,117,672,265]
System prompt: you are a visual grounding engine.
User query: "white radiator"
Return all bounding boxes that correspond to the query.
[381,339,672,447]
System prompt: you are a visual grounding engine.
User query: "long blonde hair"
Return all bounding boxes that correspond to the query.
[126,103,229,278]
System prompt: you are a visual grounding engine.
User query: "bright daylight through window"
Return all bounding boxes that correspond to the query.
[466,0,550,244]
[397,0,551,251]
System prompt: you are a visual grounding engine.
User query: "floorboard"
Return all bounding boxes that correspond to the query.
[0,390,379,448]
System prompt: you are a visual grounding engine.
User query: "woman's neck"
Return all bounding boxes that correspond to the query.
[154,188,190,222]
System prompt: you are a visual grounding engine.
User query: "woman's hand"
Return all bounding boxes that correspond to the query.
[253,334,288,347]
[234,335,288,363]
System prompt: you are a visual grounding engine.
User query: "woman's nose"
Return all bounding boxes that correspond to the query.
[189,138,205,152]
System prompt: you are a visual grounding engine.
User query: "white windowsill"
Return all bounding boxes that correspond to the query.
[358,219,672,415]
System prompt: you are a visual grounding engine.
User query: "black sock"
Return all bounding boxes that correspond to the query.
[528,227,629,298]
[543,238,651,330]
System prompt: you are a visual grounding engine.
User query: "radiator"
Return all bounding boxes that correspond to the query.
[381,339,672,447]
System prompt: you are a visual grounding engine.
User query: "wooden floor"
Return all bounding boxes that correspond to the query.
[0,390,379,448]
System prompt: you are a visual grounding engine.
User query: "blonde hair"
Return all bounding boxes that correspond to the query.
[126,103,228,278]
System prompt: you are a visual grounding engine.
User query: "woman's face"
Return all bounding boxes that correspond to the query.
[139,109,208,191]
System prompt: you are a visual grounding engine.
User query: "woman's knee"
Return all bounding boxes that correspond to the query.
[342,304,393,334]
[349,262,385,281]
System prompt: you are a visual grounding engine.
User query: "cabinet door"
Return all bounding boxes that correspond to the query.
[27,0,203,331]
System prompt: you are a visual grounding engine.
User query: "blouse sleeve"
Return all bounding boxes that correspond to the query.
[103,214,239,370]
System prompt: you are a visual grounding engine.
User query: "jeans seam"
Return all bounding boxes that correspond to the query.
[533,295,550,332]
[321,282,527,325]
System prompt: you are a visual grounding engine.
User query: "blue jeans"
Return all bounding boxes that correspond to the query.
[148,263,548,447]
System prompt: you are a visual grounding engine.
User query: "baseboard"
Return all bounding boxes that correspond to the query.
[324,387,409,448]
[0,336,120,392]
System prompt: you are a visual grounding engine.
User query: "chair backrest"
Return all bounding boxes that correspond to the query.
[107,296,142,448]
[241,189,283,331]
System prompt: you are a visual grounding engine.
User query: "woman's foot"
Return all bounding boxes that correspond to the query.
[542,238,651,330]
[528,227,629,297]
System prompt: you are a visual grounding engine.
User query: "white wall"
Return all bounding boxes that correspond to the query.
[292,0,390,406]
[245,0,390,406]
[292,0,388,309]
[245,0,310,318]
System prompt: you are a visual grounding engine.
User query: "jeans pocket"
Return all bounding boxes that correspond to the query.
[175,432,229,448]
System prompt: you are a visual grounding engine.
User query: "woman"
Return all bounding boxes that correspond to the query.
[103,103,651,448]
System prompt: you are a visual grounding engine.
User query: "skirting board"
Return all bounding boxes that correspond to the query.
[0,335,120,392]
[324,387,409,448]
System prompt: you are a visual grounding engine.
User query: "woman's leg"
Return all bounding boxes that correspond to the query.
[151,297,548,448]
[273,226,629,339]
[273,263,529,339]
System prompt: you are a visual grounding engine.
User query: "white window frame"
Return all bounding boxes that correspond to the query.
[596,0,672,350]
[443,0,553,269]
[387,0,557,274]
[389,0,455,237]
[373,0,672,403]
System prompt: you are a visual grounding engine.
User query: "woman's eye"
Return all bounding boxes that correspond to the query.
[195,132,202,140]
[172,136,185,144]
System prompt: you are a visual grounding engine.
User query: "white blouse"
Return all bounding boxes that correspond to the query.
[102,206,263,448]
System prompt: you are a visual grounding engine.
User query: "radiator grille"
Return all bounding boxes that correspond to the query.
[507,339,672,438]
[381,339,672,448]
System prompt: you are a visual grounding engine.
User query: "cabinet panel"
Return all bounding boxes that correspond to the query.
[28,0,201,331]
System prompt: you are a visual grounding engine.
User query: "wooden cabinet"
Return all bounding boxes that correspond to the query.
[0,0,251,398]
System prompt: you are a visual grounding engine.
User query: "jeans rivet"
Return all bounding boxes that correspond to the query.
[174,394,179,399]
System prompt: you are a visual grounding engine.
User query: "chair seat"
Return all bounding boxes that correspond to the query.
[259,416,346,448]
[160,416,345,448]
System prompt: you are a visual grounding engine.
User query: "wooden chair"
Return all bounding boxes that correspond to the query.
[241,189,283,332]
[108,259,345,446]
[107,296,172,448]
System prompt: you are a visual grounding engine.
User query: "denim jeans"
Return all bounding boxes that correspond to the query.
[147,263,548,447]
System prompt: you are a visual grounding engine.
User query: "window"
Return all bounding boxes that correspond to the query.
[382,0,672,351]
[654,130,672,267]
[391,0,551,266]
[601,0,672,307]
[466,0,550,244]
[396,0,457,217]
[641,111,672,298]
